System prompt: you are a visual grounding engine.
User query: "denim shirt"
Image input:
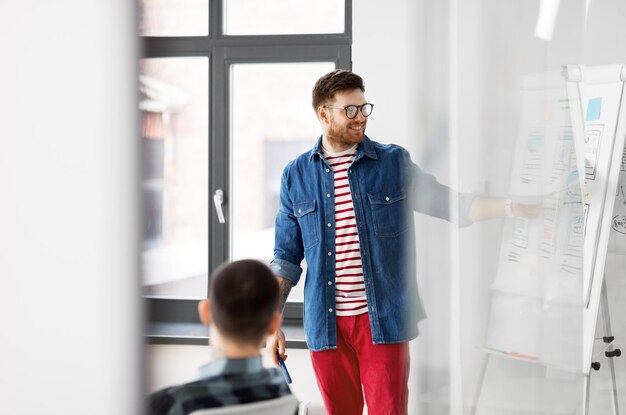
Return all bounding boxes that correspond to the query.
[270,136,475,351]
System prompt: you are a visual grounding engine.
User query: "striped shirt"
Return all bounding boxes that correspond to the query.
[323,145,368,317]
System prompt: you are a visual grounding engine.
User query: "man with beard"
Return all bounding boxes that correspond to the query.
[267,69,536,415]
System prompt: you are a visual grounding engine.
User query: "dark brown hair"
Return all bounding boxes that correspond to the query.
[312,69,365,110]
[209,259,279,345]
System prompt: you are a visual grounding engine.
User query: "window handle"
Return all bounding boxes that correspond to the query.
[213,189,226,224]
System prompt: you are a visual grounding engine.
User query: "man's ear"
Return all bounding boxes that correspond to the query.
[267,311,282,335]
[198,299,212,326]
[317,106,329,124]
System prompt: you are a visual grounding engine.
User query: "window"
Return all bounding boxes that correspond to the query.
[139,0,209,36]
[223,0,344,35]
[230,62,335,302]
[141,0,352,344]
[140,57,209,298]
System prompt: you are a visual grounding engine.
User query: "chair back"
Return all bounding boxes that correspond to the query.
[188,394,299,415]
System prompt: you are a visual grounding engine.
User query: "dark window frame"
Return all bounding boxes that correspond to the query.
[144,0,352,346]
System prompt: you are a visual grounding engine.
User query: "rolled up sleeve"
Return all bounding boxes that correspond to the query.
[269,258,302,286]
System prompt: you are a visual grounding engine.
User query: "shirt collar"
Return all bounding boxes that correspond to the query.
[197,356,264,379]
[309,135,378,161]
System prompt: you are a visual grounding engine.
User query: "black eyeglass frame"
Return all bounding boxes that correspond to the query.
[322,103,374,119]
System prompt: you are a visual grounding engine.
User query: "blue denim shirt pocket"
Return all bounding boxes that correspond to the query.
[367,189,409,238]
[293,199,319,249]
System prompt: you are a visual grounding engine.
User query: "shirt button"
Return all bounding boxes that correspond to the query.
[327,223,332,228]
[327,251,332,256]
[385,196,390,202]
[325,168,330,173]
[329,308,333,313]
[298,208,302,214]
[326,193,331,198]
[328,281,333,285]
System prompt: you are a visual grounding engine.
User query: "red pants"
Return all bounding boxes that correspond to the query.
[309,313,410,415]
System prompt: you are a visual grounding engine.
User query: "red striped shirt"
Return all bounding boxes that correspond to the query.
[323,146,368,317]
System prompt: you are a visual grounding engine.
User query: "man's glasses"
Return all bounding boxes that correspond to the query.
[322,103,374,119]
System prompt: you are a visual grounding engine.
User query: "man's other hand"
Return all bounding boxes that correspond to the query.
[266,328,287,366]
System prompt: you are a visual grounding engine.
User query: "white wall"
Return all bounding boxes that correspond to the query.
[0,1,140,415]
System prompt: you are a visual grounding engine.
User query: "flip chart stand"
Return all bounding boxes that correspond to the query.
[469,353,489,415]
[584,277,621,415]
[471,276,622,415]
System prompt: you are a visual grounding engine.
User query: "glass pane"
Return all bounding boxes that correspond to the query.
[139,0,208,36]
[408,0,626,413]
[231,62,335,302]
[224,0,344,35]
[139,57,209,298]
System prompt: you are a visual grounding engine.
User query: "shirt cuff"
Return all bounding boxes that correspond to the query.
[269,258,302,286]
